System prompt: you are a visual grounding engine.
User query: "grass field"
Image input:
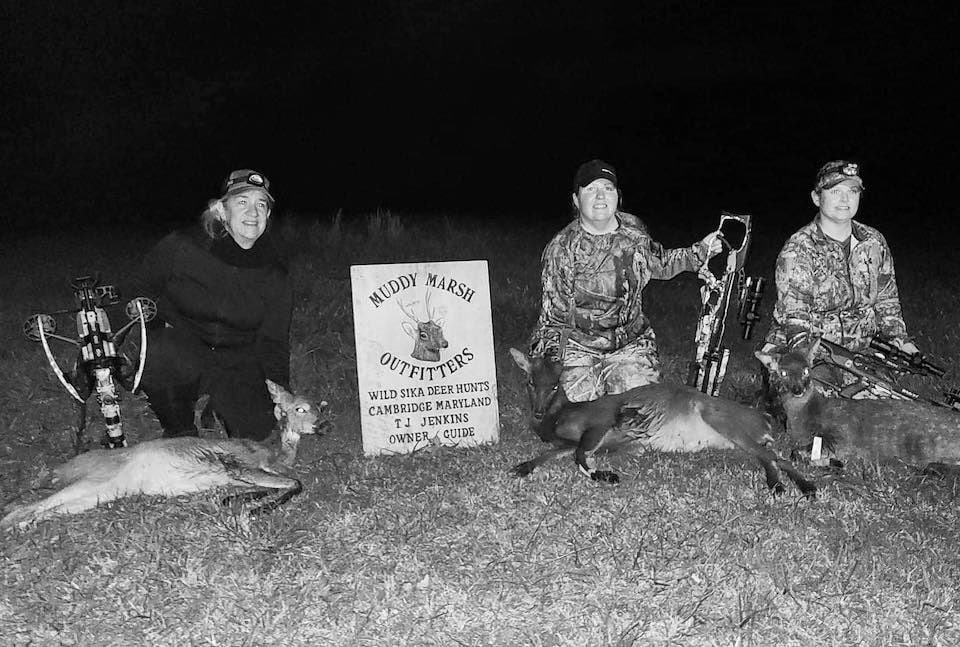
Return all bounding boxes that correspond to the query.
[1,211,959,646]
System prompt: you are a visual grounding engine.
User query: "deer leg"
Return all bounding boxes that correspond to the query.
[756,457,788,495]
[923,462,960,478]
[220,484,301,515]
[220,488,273,506]
[777,458,818,498]
[248,481,303,516]
[576,426,619,484]
[1,479,121,529]
[220,468,304,515]
[511,446,575,477]
[720,425,817,498]
[753,448,817,499]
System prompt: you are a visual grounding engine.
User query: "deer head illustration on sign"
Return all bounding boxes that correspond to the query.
[398,290,448,362]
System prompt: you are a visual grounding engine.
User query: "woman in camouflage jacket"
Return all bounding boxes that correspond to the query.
[530,159,721,402]
[762,160,918,394]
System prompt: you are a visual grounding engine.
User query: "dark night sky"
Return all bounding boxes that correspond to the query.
[5,1,959,233]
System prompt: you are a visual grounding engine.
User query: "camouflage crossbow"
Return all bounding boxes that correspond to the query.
[22,275,157,450]
[687,212,766,397]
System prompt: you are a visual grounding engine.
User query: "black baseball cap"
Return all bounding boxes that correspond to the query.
[573,159,617,192]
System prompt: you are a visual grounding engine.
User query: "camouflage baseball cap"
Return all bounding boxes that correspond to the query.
[221,169,274,202]
[573,159,617,192]
[814,160,864,192]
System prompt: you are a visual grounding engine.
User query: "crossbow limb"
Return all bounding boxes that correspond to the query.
[132,298,148,393]
[37,315,84,403]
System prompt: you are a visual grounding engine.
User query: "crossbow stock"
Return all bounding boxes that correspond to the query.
[687,212,766,397]
[23,275,157,450]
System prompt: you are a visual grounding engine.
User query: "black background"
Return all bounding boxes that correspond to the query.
[5,1,959,236]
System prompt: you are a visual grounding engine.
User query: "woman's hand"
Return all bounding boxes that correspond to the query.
[700,231,724,259]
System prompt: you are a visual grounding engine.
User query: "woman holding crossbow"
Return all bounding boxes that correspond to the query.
[129,169,291,440]
[761,159,919,397]
[528,159,722,402]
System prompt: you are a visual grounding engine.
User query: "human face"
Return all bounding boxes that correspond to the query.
[811,180,861,225]
[222,189,271,248]
[573,179,619,233]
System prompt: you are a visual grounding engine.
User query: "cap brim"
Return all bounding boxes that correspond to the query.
[818,174,863,191]
[223,185,274,202]
[576,172,618,190]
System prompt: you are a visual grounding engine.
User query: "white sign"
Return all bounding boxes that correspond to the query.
[350,260,500,456]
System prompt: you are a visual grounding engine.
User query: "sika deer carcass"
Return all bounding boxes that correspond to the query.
[2,380,330,529]
[509,348,816,497]
[756,340,960,474]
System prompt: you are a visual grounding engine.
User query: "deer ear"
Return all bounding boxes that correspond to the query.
[508,347,532,374]
[807,337,822,363]
[754,350,777,372]
[265,379,294,406]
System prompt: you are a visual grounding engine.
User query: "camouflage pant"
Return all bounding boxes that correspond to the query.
[560,335,661,403]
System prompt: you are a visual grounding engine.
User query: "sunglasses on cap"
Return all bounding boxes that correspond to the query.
[828,162,859,177]
[225,172,267,189]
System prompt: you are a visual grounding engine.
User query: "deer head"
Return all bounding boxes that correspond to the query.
[508,347,568,423]
[398,291,448,362]
[755,338,821,397]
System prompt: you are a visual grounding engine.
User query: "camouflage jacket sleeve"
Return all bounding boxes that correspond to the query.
[529,235,571,358]
[872,232,910,343]
[772,240,819,349]
[644,233,708,280]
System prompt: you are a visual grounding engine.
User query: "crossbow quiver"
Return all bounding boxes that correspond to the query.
[687,212,758,397]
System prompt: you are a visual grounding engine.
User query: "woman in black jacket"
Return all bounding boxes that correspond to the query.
[130,169,292,440]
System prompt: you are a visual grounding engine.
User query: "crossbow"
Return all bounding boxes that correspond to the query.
[22,275,157,451]
[815,336,960,409]
[687,212,766,397]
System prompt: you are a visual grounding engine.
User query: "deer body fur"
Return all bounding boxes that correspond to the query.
[509,348,816,496]
[757,342,960,470]
[2,380,328,529]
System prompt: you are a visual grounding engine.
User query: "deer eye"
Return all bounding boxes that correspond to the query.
[803,369,810,377]
[295,405,311,414]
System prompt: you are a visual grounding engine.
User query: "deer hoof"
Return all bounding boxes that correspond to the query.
[923,462,960,478]
[591,470,620,484]
[511,461,536,478]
